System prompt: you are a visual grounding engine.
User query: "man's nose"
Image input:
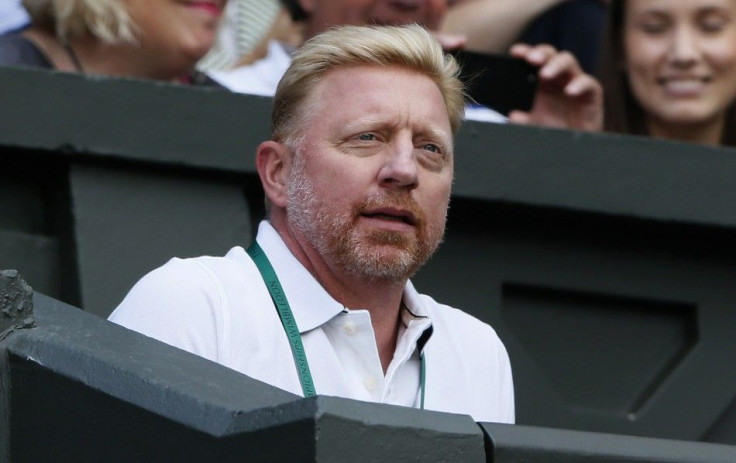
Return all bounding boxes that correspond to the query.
[378,139,419,189]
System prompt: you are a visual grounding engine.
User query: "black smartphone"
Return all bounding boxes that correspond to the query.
[451,50,538,116]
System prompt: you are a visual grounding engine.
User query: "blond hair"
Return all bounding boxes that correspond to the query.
[23,0,135,44]
[272,24,465,146]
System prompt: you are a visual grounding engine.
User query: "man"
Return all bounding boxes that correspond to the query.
[209,0,456,97]
[209,0,603,129]
[110,24,514,423]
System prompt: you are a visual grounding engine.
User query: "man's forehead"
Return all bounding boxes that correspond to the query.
[307,65,452,132]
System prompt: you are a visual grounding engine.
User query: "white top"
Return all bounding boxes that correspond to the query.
[208,39,508,123]
[208,40,292,97]
[0,0,29,34]
[109,221,514,423]
[197,0,281,72]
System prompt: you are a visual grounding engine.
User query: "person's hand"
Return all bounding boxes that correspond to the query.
[509,43,603,131]
[432,31,467,51]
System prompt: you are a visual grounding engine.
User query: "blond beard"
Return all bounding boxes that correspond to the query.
[285,153,447,282]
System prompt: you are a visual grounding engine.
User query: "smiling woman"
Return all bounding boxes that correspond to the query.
[600,0,736,146]
[0,0,228,84]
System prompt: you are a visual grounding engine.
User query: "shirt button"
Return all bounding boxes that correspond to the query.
[363,376,377,391]
[343,321,357,334]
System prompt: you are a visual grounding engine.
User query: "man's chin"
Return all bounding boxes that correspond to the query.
[360,227,417,247]
[348,256,419,282]
[339,240,423,282]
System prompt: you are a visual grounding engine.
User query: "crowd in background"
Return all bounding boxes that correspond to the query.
[1,0,735,147]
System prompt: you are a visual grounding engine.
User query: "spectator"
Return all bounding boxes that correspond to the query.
[600,0,736,146]
[110,24,515,423]
[0,0,227,85]
[208,0,454,97]
[210,0,603,131]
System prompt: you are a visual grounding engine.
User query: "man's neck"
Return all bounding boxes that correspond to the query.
[270,216,405,373]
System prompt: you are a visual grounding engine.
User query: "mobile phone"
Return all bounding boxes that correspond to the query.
[451,50,538,116]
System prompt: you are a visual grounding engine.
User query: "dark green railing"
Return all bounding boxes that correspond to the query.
[3,66,736,445]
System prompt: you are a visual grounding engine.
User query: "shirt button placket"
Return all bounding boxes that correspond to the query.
[363,376,377,392]
[343,321,357,334]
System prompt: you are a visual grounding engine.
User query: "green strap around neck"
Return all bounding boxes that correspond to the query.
[247,241,316,397]
[246,240,426,408]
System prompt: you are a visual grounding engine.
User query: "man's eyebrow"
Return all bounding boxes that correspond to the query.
[341,117,391,132]
[422,126,451,139]
[340,118,453,146]
[420,126,454,148]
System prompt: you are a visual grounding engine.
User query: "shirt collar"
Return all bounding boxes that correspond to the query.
[402,281,428,318]
[255,220,434,343]
[402,281,434,352]
[255,221,344,333]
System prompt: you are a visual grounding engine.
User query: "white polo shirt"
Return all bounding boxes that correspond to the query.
[109,221,514,423]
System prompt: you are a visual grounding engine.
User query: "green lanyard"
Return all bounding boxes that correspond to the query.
[247,241,316,397]
[247,241,426,408]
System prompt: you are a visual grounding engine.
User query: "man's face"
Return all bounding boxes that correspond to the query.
[299,0,448,36]
[285,65,454,282]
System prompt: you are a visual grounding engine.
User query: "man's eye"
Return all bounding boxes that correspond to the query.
[422,143,441,153]
[357,133,376,141]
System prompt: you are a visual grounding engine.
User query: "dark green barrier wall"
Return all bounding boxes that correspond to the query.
[2,66,736,444]
[3,275,736,462]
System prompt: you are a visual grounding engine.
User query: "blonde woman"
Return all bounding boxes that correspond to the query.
[0,0,228,84]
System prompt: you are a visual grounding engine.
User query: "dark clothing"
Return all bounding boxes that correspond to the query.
[0,31,224,88]
[0,31,52,68]
[519,0,607,75]
[184,70,226,88]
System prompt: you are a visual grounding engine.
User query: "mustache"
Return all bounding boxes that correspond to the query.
[354,191,426,227]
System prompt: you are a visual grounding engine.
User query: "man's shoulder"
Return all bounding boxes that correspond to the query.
[148,246,250,281]
[108,246,257,327]
[111,246,253,314]
[108,246,259,360]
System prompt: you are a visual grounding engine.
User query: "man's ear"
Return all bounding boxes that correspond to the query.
[256,140,290,208]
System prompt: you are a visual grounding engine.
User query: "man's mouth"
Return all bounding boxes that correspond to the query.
[361,207,419,226]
